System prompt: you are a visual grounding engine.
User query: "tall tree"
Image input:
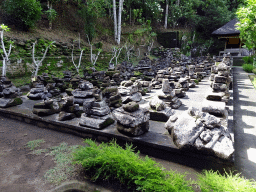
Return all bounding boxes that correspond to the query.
[0,25,13,77]
[113,0,124,45]
[236,0,256,50]
[164,0,169,29]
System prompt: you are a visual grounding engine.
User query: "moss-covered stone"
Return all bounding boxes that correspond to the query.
[102,87,118,95]
[123,102,139,112]
[13,97,23,105]
[105,71,119,77]
[134,71,142,77]
[65,88,74,96]
[130,77,137,82]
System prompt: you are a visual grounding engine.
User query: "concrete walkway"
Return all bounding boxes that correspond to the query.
[233,67,256,180]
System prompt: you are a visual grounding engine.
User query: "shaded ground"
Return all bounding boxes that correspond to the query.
[0,116,200,192]
[233,67,256,180]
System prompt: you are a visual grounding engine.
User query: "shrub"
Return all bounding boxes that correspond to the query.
[3,0,42,30]
[243,56,254,64]
[242,64,255,73]
[73,139,193,192]
[197,170,256,192]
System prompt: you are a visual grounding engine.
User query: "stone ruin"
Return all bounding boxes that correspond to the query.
[165,107,234,160]
[0,48,235,161]
[164,54,234,160]
[0,76,23,108]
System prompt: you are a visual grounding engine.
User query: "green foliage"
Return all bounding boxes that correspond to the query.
[134,71,142,76]
[26,139,45,150]
[3,0,42,30]
[10,76,31,87]
[73,139,193,192]
[45,8,58,22]
[236,0,256,50]
[95,42,103,49]
[197,170,256,192]
[0,24,10,32]
[196,0,234,40]
[194,79,199,85]
[249,75,256,88]
[168,0,201,28]
[252,68,256,75]
[242,64,255,73]
[243,55,254,64]
[78,0,105,41]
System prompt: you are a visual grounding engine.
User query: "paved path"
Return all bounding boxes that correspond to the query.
[233,67,256,180]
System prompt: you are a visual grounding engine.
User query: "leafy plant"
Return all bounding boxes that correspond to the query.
[197,170,256,192]
[194,79,199,85]
[73,139,193,192]
[242,64,255,73]
[45,8,57,29]
[243,55,254,64]
[236,0,256,50]
[3,0,42,30]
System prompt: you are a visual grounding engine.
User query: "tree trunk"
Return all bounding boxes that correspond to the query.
[130,7,132,25]
[164,0,169,29]
[35,63,39,77]
[117,0,124,45]
[2,58,6,77]
[113,0,117,42]
[1,30,12,77]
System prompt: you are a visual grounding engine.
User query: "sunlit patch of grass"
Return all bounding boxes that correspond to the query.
[32,148,49,155]
[44,142,79,185]
[197,170,256,192]
[26,139,45,150]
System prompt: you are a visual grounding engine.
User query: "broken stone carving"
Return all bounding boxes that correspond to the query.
[165,107,234,160]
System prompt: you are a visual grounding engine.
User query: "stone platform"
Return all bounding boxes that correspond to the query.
[0,77,234,170]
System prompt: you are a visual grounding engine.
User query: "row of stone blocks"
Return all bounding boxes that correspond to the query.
[164,56,234,160]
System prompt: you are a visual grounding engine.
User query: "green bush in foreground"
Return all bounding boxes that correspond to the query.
[242,64,255,73]
[73,139,193,192]
[197,170,256,192]
[73,139,256,192]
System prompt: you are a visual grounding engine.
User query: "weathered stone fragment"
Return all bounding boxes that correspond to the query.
[162,79,172,93]
[0,97,23,108]
[149,107,175,122]
[149,97,166,111]
[202,100,226,117]
[122,92,142,104]
[123,102,139,112]
[112,107,150,136]
[79,113,115,129]
[58,111,76,121]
